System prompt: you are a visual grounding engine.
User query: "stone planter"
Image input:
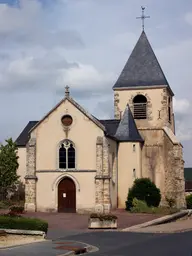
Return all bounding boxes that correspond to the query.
[88,218,117,229]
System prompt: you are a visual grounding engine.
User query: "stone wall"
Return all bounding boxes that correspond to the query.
[95,136,111,213]
[25,138,37,212]
[163,130,186,208]
[114,92,120,119]
[139,128,186,209]
[113,88,175,132]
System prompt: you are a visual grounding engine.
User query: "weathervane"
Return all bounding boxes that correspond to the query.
[136,6,150,31]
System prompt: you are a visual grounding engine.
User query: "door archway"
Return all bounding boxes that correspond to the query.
[58,177,76,213]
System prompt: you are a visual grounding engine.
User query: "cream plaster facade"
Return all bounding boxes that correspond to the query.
[117,142,142,208]
[16,31,186,213]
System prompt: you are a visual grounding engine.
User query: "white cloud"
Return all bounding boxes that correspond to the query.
[0,0,83,49]
[175,122,192,141]
[60,63,115,90]
[174,98,192,141]
[184,12,192,26]
[0,50,114,95]
[173,98,190,114]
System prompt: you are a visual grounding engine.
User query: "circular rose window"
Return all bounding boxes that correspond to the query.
[61,115,73,127]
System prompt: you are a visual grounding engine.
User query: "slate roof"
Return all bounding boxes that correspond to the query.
[114,105,144,142]
[15,121,38,147]
[113,31,173,95]
[16,114,143,146]
[99,119,120,137]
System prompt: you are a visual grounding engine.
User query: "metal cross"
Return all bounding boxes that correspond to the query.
[136,6,150,31]
[65,85,70,97]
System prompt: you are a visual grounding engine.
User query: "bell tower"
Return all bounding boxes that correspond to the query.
[112,7,185,209]
[113,29,175,133]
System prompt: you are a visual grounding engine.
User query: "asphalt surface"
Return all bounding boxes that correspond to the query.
[1,230,192,256]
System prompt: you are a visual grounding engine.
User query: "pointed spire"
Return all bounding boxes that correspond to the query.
[115,105,143,142]
[113,31,173,94]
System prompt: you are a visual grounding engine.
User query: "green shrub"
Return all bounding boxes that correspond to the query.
[186,194,192,209]
[90,213,117,221]
[125,178,161,210]
[125,188,134,211]
[0,215,48,233]
[130,198,150,213]
[130,198,179,214]
[9,205,24,214]
[0,200,24,210]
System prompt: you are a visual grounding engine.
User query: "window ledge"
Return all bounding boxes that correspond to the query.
[36,169,97,173]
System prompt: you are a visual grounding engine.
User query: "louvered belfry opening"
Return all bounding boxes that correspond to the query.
[133,94,147,119]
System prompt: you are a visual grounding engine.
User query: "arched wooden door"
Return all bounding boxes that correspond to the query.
[58,178,76,213]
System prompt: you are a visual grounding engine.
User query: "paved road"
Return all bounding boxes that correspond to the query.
[1,231,192,256]
[76,231,192,256]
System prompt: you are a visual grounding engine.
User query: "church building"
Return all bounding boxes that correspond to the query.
[16,30,186,213]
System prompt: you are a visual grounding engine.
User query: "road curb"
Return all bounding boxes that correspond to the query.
[122,210,189,231]
[0,228,46,238]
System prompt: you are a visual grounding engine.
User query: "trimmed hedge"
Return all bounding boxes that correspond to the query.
[0,215,48,233]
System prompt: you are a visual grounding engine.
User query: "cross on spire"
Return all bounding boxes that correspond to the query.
[136,6,150,31]
[65,85,70,97]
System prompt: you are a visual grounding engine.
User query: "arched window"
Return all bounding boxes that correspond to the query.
[59,140,75,169]
[133,94,147,119]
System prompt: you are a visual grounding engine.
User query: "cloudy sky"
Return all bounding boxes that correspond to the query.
[0,0,192,165]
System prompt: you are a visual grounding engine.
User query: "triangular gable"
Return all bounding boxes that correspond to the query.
[30,96,106,133]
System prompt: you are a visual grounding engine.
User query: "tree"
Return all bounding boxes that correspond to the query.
[126,178,161,210]
[0,138,19,200]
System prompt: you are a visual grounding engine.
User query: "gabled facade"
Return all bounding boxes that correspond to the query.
[16,31,186,213]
